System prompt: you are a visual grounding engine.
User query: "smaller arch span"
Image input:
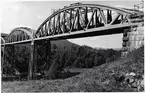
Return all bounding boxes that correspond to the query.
[6,27,35,43]
[1,37,5,44]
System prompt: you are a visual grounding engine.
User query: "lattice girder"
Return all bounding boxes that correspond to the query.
[35,3,135,38]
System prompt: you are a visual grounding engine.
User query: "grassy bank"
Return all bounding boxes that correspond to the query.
[2,46,144,92]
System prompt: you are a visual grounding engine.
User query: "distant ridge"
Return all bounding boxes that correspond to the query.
[51,40,80,49]
[94,47,122,50]
[1,33,8,39]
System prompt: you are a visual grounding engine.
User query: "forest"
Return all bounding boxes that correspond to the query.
[3,40,121,79]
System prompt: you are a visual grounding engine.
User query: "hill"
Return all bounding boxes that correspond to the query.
[51,40,79,49]
[2,46,144,92]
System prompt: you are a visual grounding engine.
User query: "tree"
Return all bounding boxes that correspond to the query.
[94,52,106,66]
[73,57,81,68]
[44,53,60,79]
[52,44,57,50]
[85,57,94,68]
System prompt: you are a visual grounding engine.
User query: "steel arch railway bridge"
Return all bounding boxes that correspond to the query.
[1,3,143,80]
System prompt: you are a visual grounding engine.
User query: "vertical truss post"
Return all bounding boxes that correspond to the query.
[107,10,109,23]
[53,15,56,35]
[39,28,42,37]
[91,9,94,26]
[45,23,48,36]
[58,13,61,34]
[63,11,67,33]
[94,9,99,27]
[109,10,112,23]
[84,7,88,27]
[76,8,82,30]
[48,20,51,35]
[42,26,44,36]
[76,9,80,30]
[107,10,112,23]
[69,9,72,31]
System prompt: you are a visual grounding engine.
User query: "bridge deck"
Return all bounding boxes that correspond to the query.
[1,23,138,46]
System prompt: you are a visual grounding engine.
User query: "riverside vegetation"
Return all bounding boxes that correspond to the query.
[2,40,144,92]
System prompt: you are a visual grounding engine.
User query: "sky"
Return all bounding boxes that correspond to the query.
[0,0,142,48]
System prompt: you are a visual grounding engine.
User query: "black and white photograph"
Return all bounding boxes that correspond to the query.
[1,0,144,92]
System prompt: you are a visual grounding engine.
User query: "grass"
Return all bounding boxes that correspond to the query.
[2,46,144,92]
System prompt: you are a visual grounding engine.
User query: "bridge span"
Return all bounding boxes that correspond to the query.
[1,3,144,79]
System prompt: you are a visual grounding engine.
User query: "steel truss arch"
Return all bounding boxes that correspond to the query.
[6,27,35,43]
[35,3,136,38]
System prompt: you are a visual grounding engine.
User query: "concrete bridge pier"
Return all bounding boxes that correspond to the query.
[28,41,35,80]
[122,24,144,57]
